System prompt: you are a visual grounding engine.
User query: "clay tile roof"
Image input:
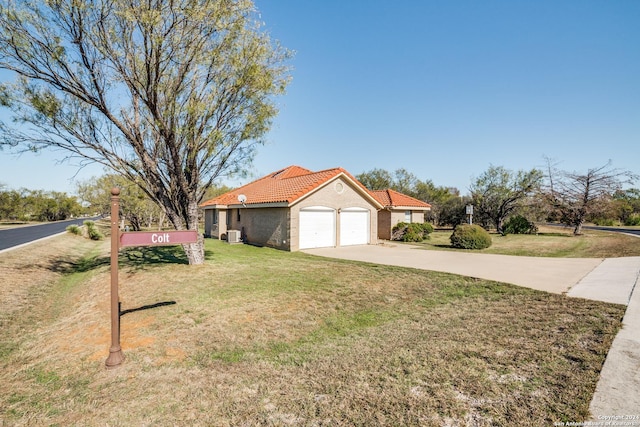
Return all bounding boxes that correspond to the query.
[200,165,378,207]
[369,189,431,209]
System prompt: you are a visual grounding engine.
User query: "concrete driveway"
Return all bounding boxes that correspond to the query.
[305,243,603,295]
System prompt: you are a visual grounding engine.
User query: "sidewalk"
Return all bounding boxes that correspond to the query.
[569,257,640,418]
[304,245,640,419]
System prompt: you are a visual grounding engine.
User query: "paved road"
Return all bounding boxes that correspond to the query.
[0,216,101,252]
[547,223,640,237]
[583,224,640,236]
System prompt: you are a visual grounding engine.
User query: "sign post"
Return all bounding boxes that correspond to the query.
[104,188,199,368]
[466,204,474,225]
[105,188,125,368]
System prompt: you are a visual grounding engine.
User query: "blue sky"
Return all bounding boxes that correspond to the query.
[1,0,639,195]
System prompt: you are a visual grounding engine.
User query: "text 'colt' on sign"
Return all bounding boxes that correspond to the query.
[119,230,199,248]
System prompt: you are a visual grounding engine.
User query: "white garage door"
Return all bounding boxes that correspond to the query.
[340,207,370,246]
[299,207,336,249]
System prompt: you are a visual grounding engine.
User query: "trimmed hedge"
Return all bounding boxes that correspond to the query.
[450,224,492,249]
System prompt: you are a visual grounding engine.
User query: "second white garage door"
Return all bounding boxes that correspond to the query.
[340,207,370,246]
[299,207,336,249]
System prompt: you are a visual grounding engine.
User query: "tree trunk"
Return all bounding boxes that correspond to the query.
[573,208,587,235]
[183,236,205,265]
[158,211,166,231]
[573,221,584,235]
[182,199,205,265]
[161,198,205,265]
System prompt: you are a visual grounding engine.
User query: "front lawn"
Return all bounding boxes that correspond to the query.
[420,225,640,258]
[0,236,625,426]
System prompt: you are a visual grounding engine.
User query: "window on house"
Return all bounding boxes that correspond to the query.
[237,209,241,221]
[212,209,218,224]
[405,210,412,223]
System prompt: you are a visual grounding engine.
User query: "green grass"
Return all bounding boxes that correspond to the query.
[0,237,627,426]
[419,225,640,257]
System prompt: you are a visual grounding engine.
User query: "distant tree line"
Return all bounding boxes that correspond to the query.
[0,174,233,228]
[4,161,637,235]
[357,160,639,235]
[76,174,233,231]
[0,186,83,221]
[356,168,469,227]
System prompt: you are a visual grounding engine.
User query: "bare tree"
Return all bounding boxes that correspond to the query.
[544,159,638,235]
[0,0,291,264]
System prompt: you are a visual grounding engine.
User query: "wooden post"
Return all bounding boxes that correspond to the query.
[105,187,124,368]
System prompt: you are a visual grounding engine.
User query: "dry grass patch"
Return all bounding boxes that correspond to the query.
[0,238,626,426]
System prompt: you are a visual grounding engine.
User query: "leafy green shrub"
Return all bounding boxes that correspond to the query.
[421,222,434,234]
[502,215,538,235]
[450,224,492,249]
[66,224,82,235]
[391,222,434,242]
[624,215,640,226]
[592,217,616,226]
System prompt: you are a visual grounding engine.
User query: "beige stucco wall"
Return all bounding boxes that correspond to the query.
[203,208,228,239]
[204,206,290,250]
[411,211,425,223]
[238,207,290,250]
[204,209,214,237]
[289,177,379,251]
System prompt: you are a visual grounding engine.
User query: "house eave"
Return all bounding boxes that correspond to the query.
[290,173,384,209]
[203,202,290,209]
[388,206,432,211]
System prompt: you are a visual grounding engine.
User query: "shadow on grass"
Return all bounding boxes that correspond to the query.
[47,245,196,274]
[47,254,110,274]
[120,301,177,317]
[121,246,188,269]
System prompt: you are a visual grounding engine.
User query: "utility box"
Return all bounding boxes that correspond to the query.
[227,230,241,244]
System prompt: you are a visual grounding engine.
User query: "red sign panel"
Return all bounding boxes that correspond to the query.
[120,230,199,247]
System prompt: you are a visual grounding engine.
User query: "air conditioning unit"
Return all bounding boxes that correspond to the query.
[227,230,241,244]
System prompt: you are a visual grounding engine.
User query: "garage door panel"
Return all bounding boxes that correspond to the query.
[299,207,336,249]
[340,208,369,246]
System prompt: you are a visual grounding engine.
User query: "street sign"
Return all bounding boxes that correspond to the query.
[106,187,201,368]
[120,230,199,247]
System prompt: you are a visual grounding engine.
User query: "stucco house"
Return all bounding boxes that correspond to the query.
[370,189,432,240]
[200,165,431,251]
